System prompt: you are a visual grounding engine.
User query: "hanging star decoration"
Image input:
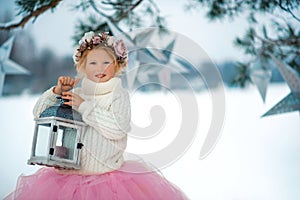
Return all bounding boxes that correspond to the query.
[105,20,190,91]
[262,54,300,117]
[249,54,272,102]
[104,20,155,90]
[0,36,30,95]
[131,32,177,90]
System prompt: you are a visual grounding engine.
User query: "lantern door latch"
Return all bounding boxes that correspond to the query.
[77,143,84,149]
[49,148,54,155]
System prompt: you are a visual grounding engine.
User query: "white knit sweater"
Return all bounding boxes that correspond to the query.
[33,77,131,175]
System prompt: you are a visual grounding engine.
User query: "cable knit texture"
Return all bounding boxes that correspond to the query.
[33,77,131,175]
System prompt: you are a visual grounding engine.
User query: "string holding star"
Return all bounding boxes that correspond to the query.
[0,36,30,96]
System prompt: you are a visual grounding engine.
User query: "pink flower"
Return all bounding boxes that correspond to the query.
[92,36,101,44]
[114,40,127,58]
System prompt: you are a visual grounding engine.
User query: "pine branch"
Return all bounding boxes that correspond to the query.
[255,30,300,47]
[277,0,300,22]
[0,0,63,30]
[88,0,111,19]
[115,0,144,22]
[89,0,145,23]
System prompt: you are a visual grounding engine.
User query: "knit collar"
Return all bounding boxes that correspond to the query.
[81,77,121,95]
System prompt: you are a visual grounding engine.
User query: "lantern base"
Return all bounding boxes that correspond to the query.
[28,157,80,170]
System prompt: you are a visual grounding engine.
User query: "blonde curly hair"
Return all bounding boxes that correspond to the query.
[73,31,128,73]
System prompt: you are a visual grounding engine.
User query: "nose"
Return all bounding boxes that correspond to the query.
[97,64,106,72]
[98,63,112,73]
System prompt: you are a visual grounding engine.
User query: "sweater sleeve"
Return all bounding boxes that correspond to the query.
[32,87,60,118]
[78,90,131,140]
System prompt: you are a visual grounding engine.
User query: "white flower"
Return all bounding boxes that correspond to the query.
[107,36,117,46]
[79,31,95,44]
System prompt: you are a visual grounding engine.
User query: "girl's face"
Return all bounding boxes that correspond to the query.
[85,48,116,83]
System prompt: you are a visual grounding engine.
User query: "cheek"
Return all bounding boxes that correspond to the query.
[84,66,95,77]
[85,65,95,73]
[107,66,115,75]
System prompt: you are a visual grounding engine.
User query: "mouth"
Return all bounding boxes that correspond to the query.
[95,74,106,79]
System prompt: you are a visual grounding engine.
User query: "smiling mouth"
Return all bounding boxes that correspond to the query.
[95,74,106,78]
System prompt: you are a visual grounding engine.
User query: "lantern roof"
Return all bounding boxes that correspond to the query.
[39,104,83,122]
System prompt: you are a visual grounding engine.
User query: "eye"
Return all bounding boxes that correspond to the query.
[89,61,97,65]
[103,61,111,65]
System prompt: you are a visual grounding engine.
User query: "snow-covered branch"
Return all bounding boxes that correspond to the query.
[0,0,62,30]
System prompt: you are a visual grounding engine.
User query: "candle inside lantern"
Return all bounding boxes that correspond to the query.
[55,146,68,158]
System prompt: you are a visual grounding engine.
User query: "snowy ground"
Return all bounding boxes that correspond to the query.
[1,84,300,199]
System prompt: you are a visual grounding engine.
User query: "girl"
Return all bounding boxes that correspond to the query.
[5,31,188,200]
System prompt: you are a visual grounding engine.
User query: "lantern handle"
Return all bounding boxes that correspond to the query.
[56,96,71,108]
[56,84,70,106]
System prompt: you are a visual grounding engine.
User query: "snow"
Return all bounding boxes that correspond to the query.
[1,84,300,199]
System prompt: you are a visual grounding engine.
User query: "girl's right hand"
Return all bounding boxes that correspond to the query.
[53,76,80,95]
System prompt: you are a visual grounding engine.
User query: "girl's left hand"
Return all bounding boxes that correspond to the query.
[62,91,84,107]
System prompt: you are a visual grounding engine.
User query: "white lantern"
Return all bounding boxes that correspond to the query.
[28,99,86,170]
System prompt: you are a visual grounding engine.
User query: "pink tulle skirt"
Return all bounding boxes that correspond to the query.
[4,161,188,200]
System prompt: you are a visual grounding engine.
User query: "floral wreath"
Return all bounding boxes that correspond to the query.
[73,31,128,68]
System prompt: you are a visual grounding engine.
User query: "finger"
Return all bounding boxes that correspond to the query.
[71,77,77,87]
[63,101,72,106]
[64,76,68,85]
[67,76,73,85]
[57,77,65,92]
[62,91,73,96]
[64,76,69,85]
[60,76,65,85]
[58,76,64,85]
[73,78,81,87]
[62,95,72,100]
[64,76,71,85]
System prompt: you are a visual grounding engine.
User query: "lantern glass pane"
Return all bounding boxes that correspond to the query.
[35,124,51,157]
[54,126,77,160]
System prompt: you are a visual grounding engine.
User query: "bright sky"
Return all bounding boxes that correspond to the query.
[1,0,250,63]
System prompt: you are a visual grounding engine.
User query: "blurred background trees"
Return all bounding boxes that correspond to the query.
[186,0,300,88]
